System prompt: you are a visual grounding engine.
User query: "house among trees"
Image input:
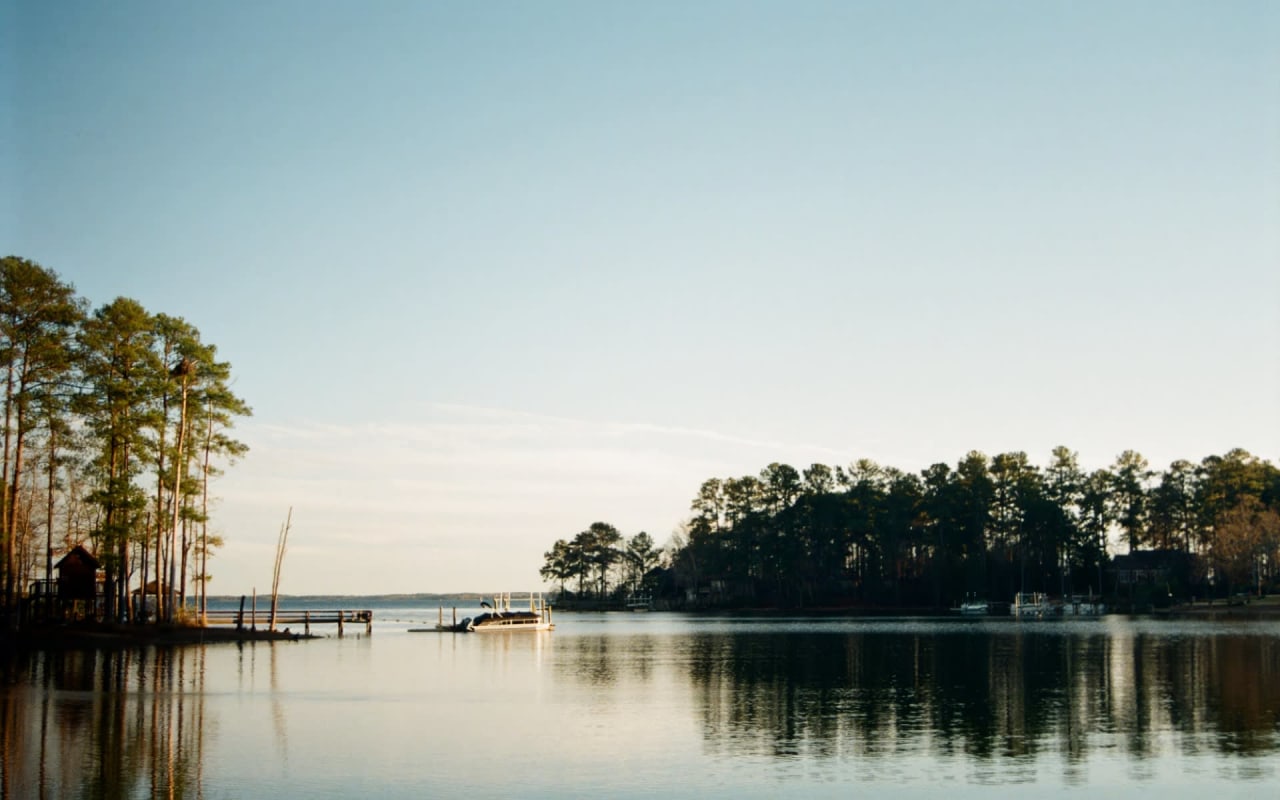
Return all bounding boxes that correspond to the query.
[56,545,100,600]
[55,544,102,618]
[1110,549,1196,608]
[1111,549,1192,586]
[131,580,171,622]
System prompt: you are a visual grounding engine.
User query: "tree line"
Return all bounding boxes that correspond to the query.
[0,255,250,622]
[545,447,1280,609]
[540,522,661,601]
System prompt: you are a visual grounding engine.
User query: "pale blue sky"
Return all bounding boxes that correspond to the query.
[4,2,1278,594]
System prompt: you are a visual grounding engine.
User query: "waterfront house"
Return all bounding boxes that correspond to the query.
[54,544,101,619]
[1111,549,1192,586]
[131,580,170,621]
[55,545,100,602]
[1110,549,1196,607]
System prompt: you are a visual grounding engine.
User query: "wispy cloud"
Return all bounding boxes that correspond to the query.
[210,404,867,593]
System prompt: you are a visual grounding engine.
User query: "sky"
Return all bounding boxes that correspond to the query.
[3,1,1278,595]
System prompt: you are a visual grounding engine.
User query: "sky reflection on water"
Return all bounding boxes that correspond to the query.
[2,614,1279,798]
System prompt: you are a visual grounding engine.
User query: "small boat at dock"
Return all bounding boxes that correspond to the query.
[434,592,554,633]
[1009,592,1106,618]
[625,594,653,612]
[1012,592,1052,618]
[954,593,989,615]
[1062,594,1106,616]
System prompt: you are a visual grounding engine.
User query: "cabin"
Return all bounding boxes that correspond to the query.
[1111,549,1191,586]
[131,580,170,621]
[1110,549,1198,606]
[56,545,101,602]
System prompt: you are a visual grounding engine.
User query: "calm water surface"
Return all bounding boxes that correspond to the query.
[3,610,1279,798]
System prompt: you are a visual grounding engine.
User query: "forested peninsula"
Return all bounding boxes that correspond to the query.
[545,449,1280,610]
[0,256,250,625]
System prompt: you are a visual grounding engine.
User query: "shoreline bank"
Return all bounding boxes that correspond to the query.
[2,621,312,650]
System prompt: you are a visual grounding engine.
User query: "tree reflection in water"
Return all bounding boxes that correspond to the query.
[676,622,1280,774]
[1,645,209,800]
[0,618,1276,796]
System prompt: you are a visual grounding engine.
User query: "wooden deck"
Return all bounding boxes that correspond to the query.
[202,608,373,636]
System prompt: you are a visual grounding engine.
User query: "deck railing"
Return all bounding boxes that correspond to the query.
[202,608,373,636]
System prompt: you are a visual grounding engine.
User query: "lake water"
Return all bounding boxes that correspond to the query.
[3,609,1279,799]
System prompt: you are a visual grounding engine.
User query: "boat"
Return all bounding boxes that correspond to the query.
[465,592,554,632]
[1062,594,1107,616]
[956,593,989,615]
[1007,592,1106,618]
[1012,592,1053,618]
[625,594,653,612]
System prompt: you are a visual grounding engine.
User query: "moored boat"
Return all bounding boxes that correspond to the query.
[956,592,989,615]
[1012,592,1053,618]
[466,592,554,632]
[625,594,653,612]
[1062,594,1107,616]
[1008,592,1106,618]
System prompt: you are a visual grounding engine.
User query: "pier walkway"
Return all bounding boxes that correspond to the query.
[202,608,373,636]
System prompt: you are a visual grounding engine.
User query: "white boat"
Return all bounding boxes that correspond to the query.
[1012,592,1053,618]
[1062,595,1107,616]
[956,593,989,615]
[625,594,653,612]
[465,592,554,632]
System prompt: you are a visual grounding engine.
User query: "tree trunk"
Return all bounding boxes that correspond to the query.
[1,364,14,607]
[45,423,56,586]
[199,402,213,623]
[166,373,190,623]
[153,368,170,623]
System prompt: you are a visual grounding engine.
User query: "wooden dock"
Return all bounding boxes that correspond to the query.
[202,608,373,636]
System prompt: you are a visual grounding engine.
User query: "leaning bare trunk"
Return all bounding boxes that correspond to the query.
[270,508,292,631]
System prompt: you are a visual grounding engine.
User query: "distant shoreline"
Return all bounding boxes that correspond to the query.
[1162,597,1280,619]
[205,593,493,603]
[201,594,1280,618]
[8,596,1274,652]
